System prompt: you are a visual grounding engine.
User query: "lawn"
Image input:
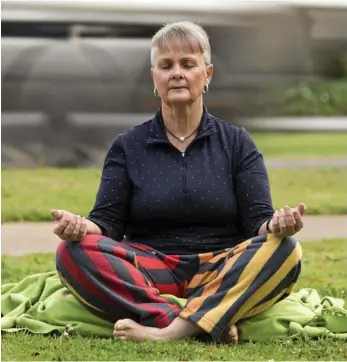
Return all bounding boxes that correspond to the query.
[2,131,346,221]
[2,238,347,361]
[2,166,347,222]
[250,132,347,159]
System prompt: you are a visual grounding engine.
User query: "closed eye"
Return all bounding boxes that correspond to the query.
[183,63,195,68]
[159,62,172,69]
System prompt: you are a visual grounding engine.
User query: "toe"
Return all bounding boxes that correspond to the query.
[114,319,128,330]
[230,325,238,344]
[113,329,127,337]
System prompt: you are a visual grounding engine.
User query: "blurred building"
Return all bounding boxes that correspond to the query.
[2,0,347,167]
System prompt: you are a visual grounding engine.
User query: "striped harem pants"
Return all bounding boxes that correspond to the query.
[56,233,302,340]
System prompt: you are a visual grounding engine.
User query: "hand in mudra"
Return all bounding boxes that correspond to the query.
[51,209,87,241]
[270,203,306,237]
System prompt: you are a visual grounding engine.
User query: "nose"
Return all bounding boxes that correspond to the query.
[171,73,184,80]
[170,64,184,80]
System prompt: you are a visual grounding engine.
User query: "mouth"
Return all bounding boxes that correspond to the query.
[170,86,188,90]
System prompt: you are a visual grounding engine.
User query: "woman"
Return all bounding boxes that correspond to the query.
[53,21,306,343]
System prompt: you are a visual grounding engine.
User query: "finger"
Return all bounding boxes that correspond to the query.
[272,210,281,235]
[284,206,296,236]
[298,203,307,216]
[69,215,82,241]
[53,216,71,237]
[63,215,78,240]
[293,209,304,232]
[279,208,287,236]
[51,209,64,220]
[272,210,280,233]
[78,217,87,240]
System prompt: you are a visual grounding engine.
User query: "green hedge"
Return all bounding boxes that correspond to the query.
[259,80,347,116]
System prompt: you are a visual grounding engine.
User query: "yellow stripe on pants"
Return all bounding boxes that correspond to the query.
[229,246,301,324]
[196,235,281,333]
[180,239,253,319]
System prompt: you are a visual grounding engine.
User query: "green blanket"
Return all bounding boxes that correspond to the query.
[2,272,347,341]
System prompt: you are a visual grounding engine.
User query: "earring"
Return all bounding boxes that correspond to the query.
[203,83,209,94]
[153,87,159,97]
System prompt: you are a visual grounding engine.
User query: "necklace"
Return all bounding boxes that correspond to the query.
[164,125,200,142]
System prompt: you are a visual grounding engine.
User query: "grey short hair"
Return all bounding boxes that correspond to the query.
[151,21,211,66]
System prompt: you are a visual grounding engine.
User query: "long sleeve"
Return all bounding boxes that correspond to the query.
[87,135,132,241]
[234,128,274,238]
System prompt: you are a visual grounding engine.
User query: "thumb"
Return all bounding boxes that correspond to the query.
[298,203,307,216]
[50,209,63,220]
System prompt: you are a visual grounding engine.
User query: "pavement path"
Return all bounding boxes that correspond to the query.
[2,216,346,256]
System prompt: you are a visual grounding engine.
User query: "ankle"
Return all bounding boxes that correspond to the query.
[156,326,172,341]
[159,318,202,341]
[138,325,165,341]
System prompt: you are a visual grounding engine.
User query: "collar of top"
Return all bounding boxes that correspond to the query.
[146,105,217,144]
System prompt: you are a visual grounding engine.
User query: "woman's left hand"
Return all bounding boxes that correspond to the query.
[270,203,306,237]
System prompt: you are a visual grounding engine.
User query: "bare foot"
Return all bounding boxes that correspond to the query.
[113,319,162,341]
[221,324,238,344]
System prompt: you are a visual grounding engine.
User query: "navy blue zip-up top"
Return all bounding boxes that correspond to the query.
[87,107,274,255]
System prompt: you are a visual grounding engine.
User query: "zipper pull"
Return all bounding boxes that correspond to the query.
[182,152,185,157]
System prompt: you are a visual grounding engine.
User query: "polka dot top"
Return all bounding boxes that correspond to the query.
[87,107,274,255]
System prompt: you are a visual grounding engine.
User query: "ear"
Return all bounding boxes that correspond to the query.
[206,64,214,84]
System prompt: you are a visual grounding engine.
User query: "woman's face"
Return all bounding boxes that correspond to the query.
[151,44,213,106]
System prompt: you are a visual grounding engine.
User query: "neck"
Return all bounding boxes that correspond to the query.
[161,99,203,137]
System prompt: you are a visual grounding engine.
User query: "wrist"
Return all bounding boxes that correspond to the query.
[85,218,102,235]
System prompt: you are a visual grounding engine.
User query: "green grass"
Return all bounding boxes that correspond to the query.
[1,334,345,361]
[251,132,347,159]
[2,132,346,221]
[2,239,347,361]
[1,168,101,222]
[2,166,347,222]
[269,167,347,215]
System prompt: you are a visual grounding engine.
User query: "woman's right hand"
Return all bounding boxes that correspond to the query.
[51,209,87,241]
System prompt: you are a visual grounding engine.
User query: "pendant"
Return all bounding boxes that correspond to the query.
[179,137,185,142]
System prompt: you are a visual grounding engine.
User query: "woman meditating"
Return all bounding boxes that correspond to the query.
[53,21,306,343]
